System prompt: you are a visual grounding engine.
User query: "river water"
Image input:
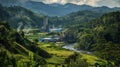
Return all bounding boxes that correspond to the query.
[62,43,92,54]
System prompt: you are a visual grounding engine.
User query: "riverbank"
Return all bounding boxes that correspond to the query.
[38,42,105,66]
[62,43,92,54]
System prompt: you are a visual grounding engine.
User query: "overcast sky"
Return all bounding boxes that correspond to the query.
[31,0,120,7]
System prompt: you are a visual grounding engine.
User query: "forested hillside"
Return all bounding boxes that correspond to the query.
[0,4,44,28]
[0,4,104,29]
[0,21,51,66]
[1,4,119,29]
[49,11,103,27]
[65,11,120,66]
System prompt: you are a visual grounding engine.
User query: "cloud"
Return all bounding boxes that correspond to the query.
[97,0,120,7]
[31,0,120,7]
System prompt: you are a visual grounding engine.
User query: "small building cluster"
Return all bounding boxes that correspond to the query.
[42,17,62,33]
[40,17,63,42]
[39,37,60,42]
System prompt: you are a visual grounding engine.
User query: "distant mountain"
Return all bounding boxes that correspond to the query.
[0,4,103,29]
[0,0,120,16]
[0,0,28,6]
[0,4,44,28]
[23,1,120,16]
[49,10,103,27]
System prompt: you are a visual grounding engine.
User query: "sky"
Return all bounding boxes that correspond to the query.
[31,0,120,7]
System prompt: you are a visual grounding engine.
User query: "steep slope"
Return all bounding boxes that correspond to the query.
[0,4,44,29]
[86,11,120,66]
[0,4,10,21]
[65,11,120,66]
[0,21,51,66]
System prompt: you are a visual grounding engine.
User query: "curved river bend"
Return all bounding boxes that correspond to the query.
[62,43,92,54]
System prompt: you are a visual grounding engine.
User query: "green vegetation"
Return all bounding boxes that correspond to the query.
[37,42,107,67]
[66,11,120,66]
[49,11,103,27]
[0,4,44,29]
[0,21,51,67]
[0,3,120,67]
[0,21,96,67]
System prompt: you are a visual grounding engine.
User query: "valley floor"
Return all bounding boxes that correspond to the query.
[37,42,107,67]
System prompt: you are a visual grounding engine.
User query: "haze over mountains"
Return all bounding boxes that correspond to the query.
[0,0,120,16]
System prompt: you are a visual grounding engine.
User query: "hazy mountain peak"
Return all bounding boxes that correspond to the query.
[0,1,120,16]
[48,3,63,7]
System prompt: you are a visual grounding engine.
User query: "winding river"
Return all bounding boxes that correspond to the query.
[62,43,92,54]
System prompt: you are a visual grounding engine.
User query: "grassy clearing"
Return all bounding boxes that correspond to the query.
[46,64,65,67]
[26,32,48,41]
[81,54,100,65]
[38,42,74,58]
[38,42,75,65]
[48,49,74,58]
[26,32,56,41]
[38,42,106,66]
[47,56,64,64]
[26,32,107,66]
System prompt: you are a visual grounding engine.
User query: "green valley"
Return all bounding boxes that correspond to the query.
[0,2,120,67]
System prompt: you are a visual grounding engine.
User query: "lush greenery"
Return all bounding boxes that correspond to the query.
[37,42,107,67]
[66,11,120,66]
[0,21,108,67]
[0,3,120,67]
[0,4,44,29]
[49,11,103,27]
[0,21,52,67]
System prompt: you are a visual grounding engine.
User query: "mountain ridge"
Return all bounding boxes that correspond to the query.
[0,0,120,16]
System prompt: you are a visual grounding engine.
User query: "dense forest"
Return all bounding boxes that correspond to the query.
[0,21,52,66]
[65,11,120,66]
[49,10,103,27]
[0,4,44,29]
